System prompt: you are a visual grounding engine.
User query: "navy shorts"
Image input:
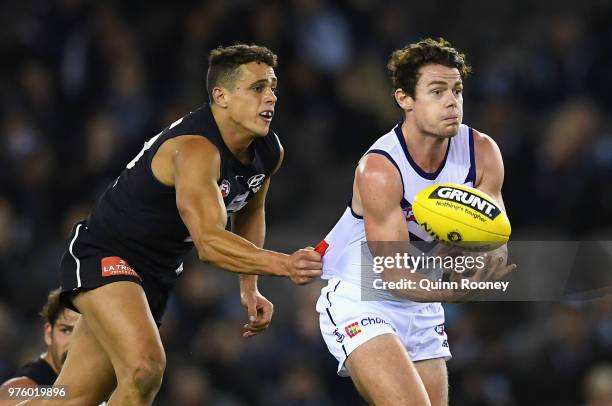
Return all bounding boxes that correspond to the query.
[59,222,171,325]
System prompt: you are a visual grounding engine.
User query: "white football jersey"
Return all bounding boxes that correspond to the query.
[321,123,476,287]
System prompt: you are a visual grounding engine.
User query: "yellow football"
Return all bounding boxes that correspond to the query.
[412,184,511,249]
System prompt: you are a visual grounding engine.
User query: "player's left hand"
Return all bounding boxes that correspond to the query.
[240,290,274,338]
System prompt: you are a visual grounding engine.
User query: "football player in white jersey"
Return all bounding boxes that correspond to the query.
[316,38,515,405]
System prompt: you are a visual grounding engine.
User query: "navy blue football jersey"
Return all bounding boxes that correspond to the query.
[85,105,282,284]
[14,357,57,385]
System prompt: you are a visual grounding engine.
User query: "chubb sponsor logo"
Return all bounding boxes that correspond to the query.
[360,316,390,327]
[344,317,393,339]
[430,186,501,219]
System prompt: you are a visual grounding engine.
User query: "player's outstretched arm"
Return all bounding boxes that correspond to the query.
[234,178,273,337]
[356,154,450,301]
[171,136,321,283]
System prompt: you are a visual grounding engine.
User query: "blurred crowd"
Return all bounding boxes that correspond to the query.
[1,0,611,404]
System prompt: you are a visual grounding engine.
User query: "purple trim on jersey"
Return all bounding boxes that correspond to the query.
[409,233,424,241]
[323,281,349,358]
[349,198,409,218]
[463,127,477,184]
[349,150,408,219]
[394,124,451,180]
[403,198,423,241]
[348,198,363,220]
[326,279,341,308]
[366,149,406,199]
[325,308,336,326]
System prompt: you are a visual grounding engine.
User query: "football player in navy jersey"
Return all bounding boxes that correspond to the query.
[0,289,79,405]
[22,44,322,406]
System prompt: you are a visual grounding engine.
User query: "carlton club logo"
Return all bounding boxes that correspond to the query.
[344,321,362,338]
[101,256,141,280]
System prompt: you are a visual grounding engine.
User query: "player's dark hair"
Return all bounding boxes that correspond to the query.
[39,288,66,326]
[206,44,278,103]
[387,37,471,99]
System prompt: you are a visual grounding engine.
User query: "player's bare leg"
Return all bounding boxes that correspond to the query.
[345,333,431,406]
[51,317,117,405]
[415,358,448,406]
[25,282,164,406]
[19,317,117,405]
[69,282,165,406]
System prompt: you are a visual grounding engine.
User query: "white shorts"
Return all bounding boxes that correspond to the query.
[317,277,451,377]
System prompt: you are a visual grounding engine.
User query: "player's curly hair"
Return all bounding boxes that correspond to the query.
[39,288,66,326]
[206,43,278,103]
[387,37,471,99]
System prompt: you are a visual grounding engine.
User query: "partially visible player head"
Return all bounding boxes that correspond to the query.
[207,44,278,137]
[388,37,471,138]
[40,288,80,373]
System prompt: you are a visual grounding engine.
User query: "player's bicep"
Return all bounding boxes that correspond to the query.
[356,154,408,242]
[173,137,227,238]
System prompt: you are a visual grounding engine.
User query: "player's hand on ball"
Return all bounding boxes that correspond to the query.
[287,247,322,285]
[448,250,516,302]
[241,290,274,338]
[481,251,515,281]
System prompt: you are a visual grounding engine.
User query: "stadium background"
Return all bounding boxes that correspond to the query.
[1,0,611,404]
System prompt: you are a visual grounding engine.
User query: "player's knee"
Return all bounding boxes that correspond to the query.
[124,352,166,398]
[133,363,164,397]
